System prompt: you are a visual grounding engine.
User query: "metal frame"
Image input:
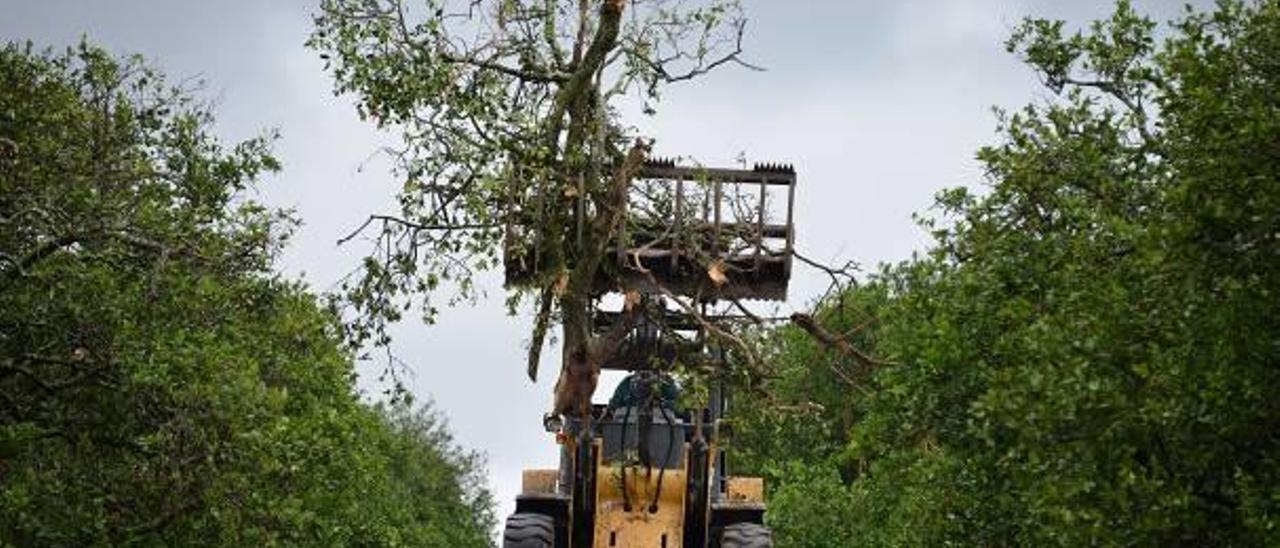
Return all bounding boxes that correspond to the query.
[504,160,798,302]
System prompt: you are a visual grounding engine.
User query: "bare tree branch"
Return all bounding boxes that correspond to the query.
[790,312,893,371]
[336,214,498,246]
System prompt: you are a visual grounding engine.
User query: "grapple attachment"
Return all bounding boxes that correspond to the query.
[504,161,797,302]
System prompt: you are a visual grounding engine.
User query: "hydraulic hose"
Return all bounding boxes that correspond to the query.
[649,404,678,513]
[619,404,633,512]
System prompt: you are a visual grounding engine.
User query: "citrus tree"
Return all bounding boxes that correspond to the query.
[736,1,1280,544]
[0,41,493,546]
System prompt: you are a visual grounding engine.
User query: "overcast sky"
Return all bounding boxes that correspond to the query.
[4,0,1208,526]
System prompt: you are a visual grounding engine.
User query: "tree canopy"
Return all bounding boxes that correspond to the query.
[309,0,772,415]
[0,41,493,546]
[735,1,1280,545]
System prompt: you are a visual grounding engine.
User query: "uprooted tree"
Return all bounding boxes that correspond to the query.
[312,0,784,413]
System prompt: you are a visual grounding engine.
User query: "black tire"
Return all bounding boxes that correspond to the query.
[721,522,773,548]
[502,512,555,548]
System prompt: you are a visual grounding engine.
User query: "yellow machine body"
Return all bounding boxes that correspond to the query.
[513,426,768,547]
[592,441,688,547]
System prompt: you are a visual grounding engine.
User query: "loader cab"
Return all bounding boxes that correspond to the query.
[512,391,767,547]
[510,329,770,548]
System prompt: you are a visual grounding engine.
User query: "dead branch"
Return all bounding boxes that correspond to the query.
[792,248,859,309]
[790,312,892,371]
[589,290,643,361]
[626,254,767,382]
[526,284,556,381]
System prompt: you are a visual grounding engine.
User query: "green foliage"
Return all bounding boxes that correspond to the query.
[738,1,1280,545]
[0,42,493,546]
[763,462,858,548]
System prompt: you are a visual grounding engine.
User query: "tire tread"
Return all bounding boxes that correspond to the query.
[721,522,773,548]
[502,512,554,548]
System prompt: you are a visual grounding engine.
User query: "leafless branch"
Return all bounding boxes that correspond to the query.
[790,312,893,371]
[625,253,766,382]
[336,214,498,246]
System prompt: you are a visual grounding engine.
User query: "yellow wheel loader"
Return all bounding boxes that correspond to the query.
[505,371,771,548]
[502,161,797,548]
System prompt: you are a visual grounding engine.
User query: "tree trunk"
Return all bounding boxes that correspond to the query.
[553,290,596,418]
[553,289,641,418]
[546,1,638,418]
